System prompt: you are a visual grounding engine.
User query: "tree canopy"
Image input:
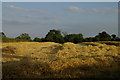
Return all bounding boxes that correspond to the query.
[95,31,111,41]
[16,33,32,41]
[33,37,41,42]
[45,29,64,43]
[0,32,6,37]
[64,34,83,43]
[1,30,120,43]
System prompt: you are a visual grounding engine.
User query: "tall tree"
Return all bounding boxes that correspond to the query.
[16,33,31,41]
[95,31,111,41]
[45,29,64,43]
[111,34,116,41]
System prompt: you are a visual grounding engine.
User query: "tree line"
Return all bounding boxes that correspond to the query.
[0,29,120,43]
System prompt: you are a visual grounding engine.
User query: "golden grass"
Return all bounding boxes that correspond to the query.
[1,41,120,78]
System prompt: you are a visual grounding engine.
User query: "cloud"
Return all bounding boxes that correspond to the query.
[35,20,46,24]
[3,19,46,26]
[3,19,28,25]
[14,20,27,23]
[3,4,26,11]
[65,6,117,15]
[43,15,57,20]
[91,8,100,13]
[28,10,58,20]
[66,6,85,13]
[91,7,117,15]
[10,14,17,16]
[38,10,58,20]
[22,15,33,18]
[39,10,50,15]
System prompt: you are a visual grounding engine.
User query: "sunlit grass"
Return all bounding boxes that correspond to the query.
[1,41,120,78]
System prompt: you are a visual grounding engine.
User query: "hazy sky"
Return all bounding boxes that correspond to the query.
[2,0,120,2]
[2,2,118,39]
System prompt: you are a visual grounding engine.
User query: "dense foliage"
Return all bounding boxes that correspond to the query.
[16,33,32,41]
[64,34,83,43]
[0,32,6,37]
[45,30,64,43]
[33,37,41,42]
[84,32,120,42]
[95,31,111,41]
[1,30,120,43]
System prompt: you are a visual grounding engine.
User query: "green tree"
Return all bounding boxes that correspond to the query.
[115,37,120,41]
[111,34,120,41]
[16,33,31,41]
[95,31,111,41]
[33,37,41,42]
[111,34,116,39]
[93,35,100,41]
[111,34,117,41]
[84,37,94,42]
[40,38,46,42]
[0,32,6,37]
[64,34,83,43]
[45,29,64,43]
[2,37,17,42]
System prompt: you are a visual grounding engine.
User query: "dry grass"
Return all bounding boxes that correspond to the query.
[1,41,120,78]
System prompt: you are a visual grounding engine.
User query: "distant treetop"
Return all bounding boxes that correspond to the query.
[0,32,6,37]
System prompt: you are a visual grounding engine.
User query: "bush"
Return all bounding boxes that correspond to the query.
[64,34,83,43]
[33,37,41,42]
[2,37,17,42]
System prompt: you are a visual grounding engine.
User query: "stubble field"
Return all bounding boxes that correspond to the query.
[1,41,120,78]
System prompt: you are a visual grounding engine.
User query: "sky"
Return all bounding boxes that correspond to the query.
[1,0,120,2]
[2,2,118,39]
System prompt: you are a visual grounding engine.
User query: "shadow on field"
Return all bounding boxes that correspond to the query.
[61,64,120,79]
[101,42,120,46]
[2,58,54,78]
[2,55,120,79]
[2,54,27,59]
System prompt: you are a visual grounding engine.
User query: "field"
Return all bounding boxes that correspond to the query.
[1,41,120,78]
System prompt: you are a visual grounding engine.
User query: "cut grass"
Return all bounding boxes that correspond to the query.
[1,42,120,78]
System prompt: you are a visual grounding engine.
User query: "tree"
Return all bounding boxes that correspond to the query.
[16,33,31,41]
[115,37,120,41]
[111,34,116,39]
[111,34,120,41]
[93,35,100,41]
[0,32,6,37]
[84,37,94,42]
[64,34,83,43]
[33,37,41,42]
[95,31,111,41]
[45,29,64,43]
[111,34,116,41]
